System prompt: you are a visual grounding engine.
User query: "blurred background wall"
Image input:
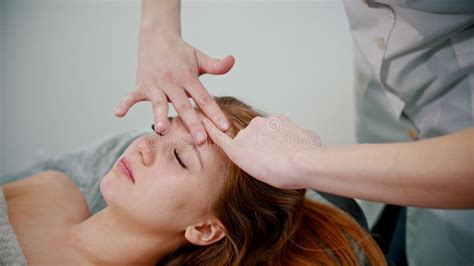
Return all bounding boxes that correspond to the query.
[0,0,355,178]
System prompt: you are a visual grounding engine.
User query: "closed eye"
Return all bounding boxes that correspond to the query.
[174,148,186,169]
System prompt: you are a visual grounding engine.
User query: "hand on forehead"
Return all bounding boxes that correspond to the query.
[170,112,230,166]
[173,110,234,145]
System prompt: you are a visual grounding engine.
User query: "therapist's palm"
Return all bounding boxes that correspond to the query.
[116,28,235,144]
[202,115,322,189]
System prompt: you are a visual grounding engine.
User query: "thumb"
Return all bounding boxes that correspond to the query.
[201,117,235,157]
[196,50,235,75]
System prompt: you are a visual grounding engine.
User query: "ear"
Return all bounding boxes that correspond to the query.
[184,218,226,246]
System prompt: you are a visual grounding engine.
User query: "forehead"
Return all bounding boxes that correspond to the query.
[170,114,227,173]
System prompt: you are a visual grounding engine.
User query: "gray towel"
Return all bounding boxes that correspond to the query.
[0,129,148,215]
[0,186,28,266]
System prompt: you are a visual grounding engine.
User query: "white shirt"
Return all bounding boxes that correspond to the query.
[342,0,474,265]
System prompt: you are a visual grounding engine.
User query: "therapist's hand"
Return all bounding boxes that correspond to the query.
[202,115,322,189]
[115,27,235,145]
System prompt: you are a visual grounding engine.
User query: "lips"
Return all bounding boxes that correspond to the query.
[118,157,135,184]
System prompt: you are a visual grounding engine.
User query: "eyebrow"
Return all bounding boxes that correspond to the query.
[170,116,203,169]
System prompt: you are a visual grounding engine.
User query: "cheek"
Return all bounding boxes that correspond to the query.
[130,171,193,227]
[139,171,190,210]
[148,175,220,227]
[100,172,118,205]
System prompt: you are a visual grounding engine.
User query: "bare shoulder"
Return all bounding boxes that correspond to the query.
[4,170,90,219]
[4,170,74,196]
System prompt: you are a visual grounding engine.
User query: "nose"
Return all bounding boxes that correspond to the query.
[136,134,161,166]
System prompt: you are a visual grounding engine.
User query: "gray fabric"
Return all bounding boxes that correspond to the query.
[0,186,28,266]
[0,129,149,215]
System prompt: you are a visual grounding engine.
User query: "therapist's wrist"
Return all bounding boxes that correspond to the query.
[289,148,325,189]
[140,0,181,37]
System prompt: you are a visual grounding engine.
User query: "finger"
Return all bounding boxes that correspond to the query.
[201,117,234,156]
[196,51,235,75]
[164,83,208,145]
[184,77,229,131]
[115,90,147,117]
[146,87,169,134]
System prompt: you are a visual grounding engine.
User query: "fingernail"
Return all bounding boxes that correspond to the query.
[115,107,122,114]
[156,121,163,129]
[155,121,165,132]
[219,119,229,130]
[195,131,207,143]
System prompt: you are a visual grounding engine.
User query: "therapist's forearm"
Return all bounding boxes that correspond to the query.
[293,127,474,209]
[141,0,181,35]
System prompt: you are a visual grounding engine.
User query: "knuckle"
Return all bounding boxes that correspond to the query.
[178,101,193,113]
[180,67,195,77]
[181,74,198,88]
[152,99,166,106]
[153,104,167,116]
[197,93,213,106]
[161,71,173,83]
[123,94,135,104]
[189,122,203,133]
[153,110,164,119]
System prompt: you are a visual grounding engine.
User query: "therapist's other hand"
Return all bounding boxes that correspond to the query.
[115,27,235,145]
[202,115,322,189]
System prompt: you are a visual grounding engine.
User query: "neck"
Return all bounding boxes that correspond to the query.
[64,207,184,265]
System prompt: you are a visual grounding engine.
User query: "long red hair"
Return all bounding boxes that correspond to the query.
[158,97,386,265]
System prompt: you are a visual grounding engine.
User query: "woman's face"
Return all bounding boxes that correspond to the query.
[100,114,227,236]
